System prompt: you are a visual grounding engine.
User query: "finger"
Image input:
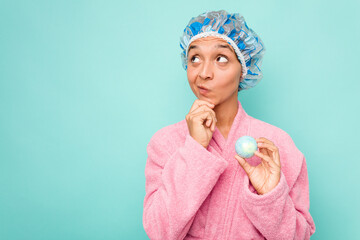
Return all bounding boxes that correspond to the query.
[254,150,274,168]
[258,142,272,159]
[190,103,214,114]
[211,115,217,131]
[234,155,254,175]
[205,116,214,130]
[254,150,277,168]
[190,99,215,113]
[199,111,213,124]
[258,143,279,159]
[206,118,212,127]
[192,110,214,127]
[259,146,269,157]
[257,149,270,165]
[256,137,275,146]
[190,105,216,117]
[190,105,217,123]
[259,147,271,168]
[257,142,277,159]
[259,146,280,168]
[256,138,275,149]
[256,138,281,167]
[257,142,277,152]
[273,150,281,167]
[261,144,273,157]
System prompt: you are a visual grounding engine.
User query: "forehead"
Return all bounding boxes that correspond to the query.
[188,36,234,53]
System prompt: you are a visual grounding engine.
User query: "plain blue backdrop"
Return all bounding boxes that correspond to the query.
[1,0,359,239]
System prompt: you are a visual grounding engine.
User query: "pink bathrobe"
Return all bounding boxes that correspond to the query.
[143,100,316,240]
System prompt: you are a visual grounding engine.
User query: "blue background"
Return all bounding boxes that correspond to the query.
[1,0,359,239]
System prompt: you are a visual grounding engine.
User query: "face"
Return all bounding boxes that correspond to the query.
[186,36,242,105]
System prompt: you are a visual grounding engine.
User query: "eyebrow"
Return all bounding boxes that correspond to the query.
[188,44,233,54]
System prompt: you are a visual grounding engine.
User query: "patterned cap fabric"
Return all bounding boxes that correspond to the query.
[180,10,265,91]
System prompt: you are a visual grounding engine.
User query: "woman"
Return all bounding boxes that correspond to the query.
[143,10,316,240]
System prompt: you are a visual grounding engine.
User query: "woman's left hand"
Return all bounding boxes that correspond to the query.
[234,137,281,195]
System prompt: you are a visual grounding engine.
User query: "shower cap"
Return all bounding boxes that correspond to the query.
[179,10,265,91]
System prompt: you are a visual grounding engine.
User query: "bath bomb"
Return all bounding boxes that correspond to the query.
[235,136,258,158]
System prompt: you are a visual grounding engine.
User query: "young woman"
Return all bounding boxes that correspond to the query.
[143,10,316,240]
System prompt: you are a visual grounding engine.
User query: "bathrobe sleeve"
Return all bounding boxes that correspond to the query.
[241,154,316,240]
[143,133,229,240]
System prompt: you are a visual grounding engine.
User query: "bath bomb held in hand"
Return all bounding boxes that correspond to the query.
[235,136,258,158]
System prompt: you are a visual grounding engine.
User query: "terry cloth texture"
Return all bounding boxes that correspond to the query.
[143,100,316,240]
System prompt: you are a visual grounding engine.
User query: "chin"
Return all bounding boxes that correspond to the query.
[200,96,216,105]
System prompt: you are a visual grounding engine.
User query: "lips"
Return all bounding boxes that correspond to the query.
[198,85,209,90]
[198,85,210,95]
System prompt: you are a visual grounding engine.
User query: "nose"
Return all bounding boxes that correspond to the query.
[198,60,214,80]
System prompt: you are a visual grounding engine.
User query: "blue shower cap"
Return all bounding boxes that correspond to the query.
[179,10,266,91]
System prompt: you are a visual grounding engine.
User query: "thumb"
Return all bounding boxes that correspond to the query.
[235,155,253,175]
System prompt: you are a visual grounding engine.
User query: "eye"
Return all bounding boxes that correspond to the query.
[190,56,199,63]
[217,56,228,63]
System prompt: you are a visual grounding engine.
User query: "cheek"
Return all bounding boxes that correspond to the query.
[187,70,197,83]
[217,70,239,88]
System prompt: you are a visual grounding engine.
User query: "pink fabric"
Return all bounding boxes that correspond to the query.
[143,100,316,240]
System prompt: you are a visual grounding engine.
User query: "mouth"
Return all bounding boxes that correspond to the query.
[197,85,210,95]
[197,85,210,91]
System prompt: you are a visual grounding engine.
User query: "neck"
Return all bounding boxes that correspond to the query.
[213,95,239,130]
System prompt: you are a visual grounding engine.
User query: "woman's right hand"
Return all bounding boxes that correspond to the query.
[185,99,217,149]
